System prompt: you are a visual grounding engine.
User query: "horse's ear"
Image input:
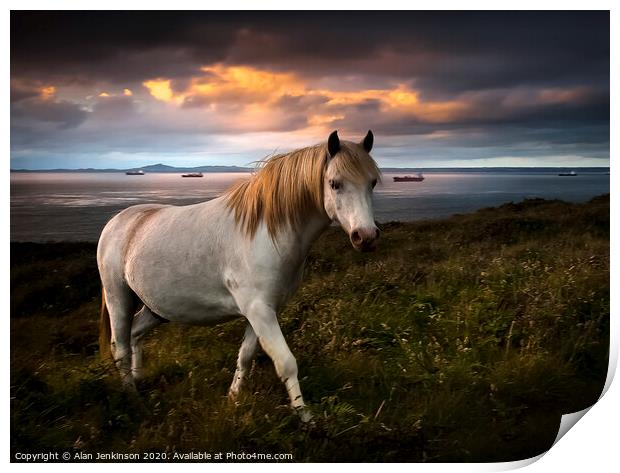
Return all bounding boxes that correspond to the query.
[327,130,340,158]
[362,130,374,153]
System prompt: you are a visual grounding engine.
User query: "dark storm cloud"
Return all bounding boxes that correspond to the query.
[11,12,230,83]
[92,96,136,117]
[11,96,89,130]
[11,11,609,90]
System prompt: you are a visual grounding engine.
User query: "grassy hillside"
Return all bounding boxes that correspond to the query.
[10,195,609,462]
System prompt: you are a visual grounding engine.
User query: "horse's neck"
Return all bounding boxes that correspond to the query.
[298,211,332,252]
[278,210,331,263]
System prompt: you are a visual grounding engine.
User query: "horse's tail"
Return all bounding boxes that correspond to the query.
[99,286,112,361]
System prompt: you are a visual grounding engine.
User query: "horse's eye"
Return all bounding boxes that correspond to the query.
[371,179,377,189]
[330,180,341,190]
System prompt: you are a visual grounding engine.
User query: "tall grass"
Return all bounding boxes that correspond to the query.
[11,195,609,461]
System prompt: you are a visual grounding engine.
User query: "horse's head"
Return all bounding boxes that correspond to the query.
[323,130,381,252]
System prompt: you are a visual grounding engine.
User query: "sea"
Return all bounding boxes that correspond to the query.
[10,170,610,242]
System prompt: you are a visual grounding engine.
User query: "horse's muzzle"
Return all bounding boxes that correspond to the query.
[350,227,380,252]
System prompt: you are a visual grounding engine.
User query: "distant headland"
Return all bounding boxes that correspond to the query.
[10,163,253,173]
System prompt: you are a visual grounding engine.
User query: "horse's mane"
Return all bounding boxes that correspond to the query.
[225,140,380,239]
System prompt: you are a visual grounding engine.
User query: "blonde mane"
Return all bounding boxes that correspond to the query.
[225,140,381,239]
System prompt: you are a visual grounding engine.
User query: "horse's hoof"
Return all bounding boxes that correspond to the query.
[132,371,145,382]
[298,408,313,423]
[227,390,240,406]
[121,379,137,393]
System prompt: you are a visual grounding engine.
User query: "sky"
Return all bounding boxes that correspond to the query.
[10,11,610,169]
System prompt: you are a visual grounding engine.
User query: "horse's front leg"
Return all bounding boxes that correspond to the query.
[228,323,258,401]
[246,301,311,422]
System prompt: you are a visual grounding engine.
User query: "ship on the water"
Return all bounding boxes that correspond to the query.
[125,170,144,175]
[181,172,204,178]
[393,173,424,182]
[558,171,578,177]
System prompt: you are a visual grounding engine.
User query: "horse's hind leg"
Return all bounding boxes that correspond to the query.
[104,284,138,388]
[228,323,258,400]
[131,305,164,380]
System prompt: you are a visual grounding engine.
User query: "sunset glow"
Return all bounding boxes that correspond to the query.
[39,86,56,100]
[10,11,609,169]
[143,79,181,104]
[141,64,474,131]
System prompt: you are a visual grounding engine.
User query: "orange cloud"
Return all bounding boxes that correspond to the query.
[319,86,419,108]
[40,86,56,100]
[142,63,470,130]
[308,113,346,127]
[144,65,305,106]
[320,85,467,122]
[143,79,182,104]
[195,64,305,102]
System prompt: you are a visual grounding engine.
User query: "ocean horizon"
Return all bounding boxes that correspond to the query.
[10,170,610,242]
[10,166,611,173]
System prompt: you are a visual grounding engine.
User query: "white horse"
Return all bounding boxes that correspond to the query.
[98,130,381,421]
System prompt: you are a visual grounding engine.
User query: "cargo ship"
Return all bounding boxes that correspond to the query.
[181,172,204,178]
[125,170,144,175]
[393,173,424,182]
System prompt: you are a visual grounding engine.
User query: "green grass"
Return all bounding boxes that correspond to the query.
[10,195,609,462]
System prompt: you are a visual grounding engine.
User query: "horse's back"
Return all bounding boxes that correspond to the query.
[100,203,169,238]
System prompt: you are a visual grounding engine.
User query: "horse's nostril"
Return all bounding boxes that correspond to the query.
[375,228,381,239]
[351,230,361,243]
